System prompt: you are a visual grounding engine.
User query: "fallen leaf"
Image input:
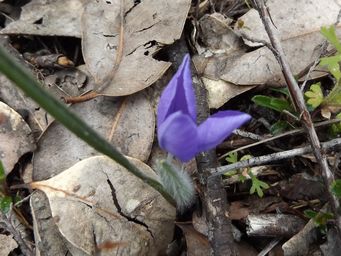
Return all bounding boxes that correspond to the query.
[236,0,340,47]
[0,0,83,37]
[31,155,176,256]
[81,0,191,96]
[0,102,36,175]
[198,13,240,55]
[177,224,210,256]
[202,77,254,109]
[33,92,155,180]
[0,234,18,256]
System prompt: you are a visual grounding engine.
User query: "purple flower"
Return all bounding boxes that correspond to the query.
[157,54,251,162]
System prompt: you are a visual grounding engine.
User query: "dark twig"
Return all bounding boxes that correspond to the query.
[211,138,341,176]
[251,0,341,234]
[194,67,237,255]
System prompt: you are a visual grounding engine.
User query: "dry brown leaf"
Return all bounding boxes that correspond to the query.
[31,155,176,256]
[177,224,210,256]
[33,92,154,180]
[0,102,36,175]
[81,0,191,96]
[0,0,83,37]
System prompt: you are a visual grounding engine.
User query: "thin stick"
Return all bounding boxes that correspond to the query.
[219,119,341,160]
[252,0,341,233]
[211,138,341,176]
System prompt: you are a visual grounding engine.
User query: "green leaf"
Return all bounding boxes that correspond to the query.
[270,87,290,97]
[0,45,174,206]
[226,152,238,164]
[270,120,289,135]
[0,196,12,213]
[304,209,317,219]
[304,209,334,233]
[304,82,324,108]
[158,160,195,211]
[252,95,293,113]
[330,112,341,135]
[313,211,334,234]
[240,154,252,161]
[249,173,269,198]
[321,26,341,54]
[331,179,341,198]
[320,55,341,82]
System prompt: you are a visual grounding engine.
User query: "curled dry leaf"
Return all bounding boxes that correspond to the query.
[30,156,176,256]
[81,0,191,96]
[33,92,154,180]
[0,0,83,37]
[0,102,35,175]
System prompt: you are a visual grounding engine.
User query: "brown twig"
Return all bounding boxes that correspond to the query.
[194,74,237,256]
[250,0,341,234]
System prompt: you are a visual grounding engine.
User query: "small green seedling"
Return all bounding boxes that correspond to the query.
[329,113,341,135]
[251,95,293,113]
[249,171,269,198]
[304,209,334,233]
[305,26,341,112]
[304,82,324,109]
[225,153,269,197]
[331,179,341,198]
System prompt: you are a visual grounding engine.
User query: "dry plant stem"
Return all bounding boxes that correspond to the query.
[252,0,341,233]
[193,74,237,255]
[211,138,341,176]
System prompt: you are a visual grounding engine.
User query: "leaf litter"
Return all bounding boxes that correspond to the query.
[193,0,341,108]
[33,92,155,180]
[30,156,175,256]
[2,0,341,255]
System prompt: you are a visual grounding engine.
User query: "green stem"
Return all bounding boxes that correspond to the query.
[0,45,175,206]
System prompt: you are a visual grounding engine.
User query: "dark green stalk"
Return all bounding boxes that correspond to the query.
[0,46,175,206]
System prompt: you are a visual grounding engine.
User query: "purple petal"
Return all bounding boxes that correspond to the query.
[197,111,251,152]
[157,54,196,128]
[158,111,198,162]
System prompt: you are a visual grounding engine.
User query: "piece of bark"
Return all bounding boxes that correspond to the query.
[320,226,341,256]
[246,214,305,237]
[281,217,319,256]
[30,191,69,255]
